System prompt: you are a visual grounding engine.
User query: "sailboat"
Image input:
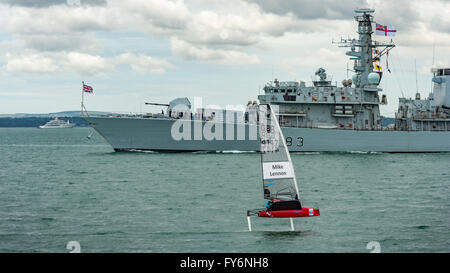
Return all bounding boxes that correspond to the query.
[247,104,320,231]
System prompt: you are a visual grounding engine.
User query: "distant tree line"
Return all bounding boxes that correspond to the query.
[0,117,89,127]
[381,117,395,127]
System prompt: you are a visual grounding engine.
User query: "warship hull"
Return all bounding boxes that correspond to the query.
[85,116,450,152]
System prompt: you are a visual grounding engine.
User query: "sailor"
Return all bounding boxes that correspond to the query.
[265,198,281,208]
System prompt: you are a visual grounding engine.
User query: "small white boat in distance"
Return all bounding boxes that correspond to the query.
[39,117,75,129]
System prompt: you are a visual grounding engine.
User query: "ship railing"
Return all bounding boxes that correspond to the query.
[412,114,449,120]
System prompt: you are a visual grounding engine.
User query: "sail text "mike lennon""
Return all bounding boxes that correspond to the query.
[270,164,287,176]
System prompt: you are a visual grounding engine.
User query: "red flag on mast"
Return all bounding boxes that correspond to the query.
[83,82,93,93]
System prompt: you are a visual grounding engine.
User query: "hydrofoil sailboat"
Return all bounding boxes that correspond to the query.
[247,104,320,231]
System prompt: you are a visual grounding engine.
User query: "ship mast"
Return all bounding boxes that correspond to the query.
[336,8,395,88]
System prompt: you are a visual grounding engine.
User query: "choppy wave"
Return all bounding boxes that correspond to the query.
[219,150,257,154]
[127,149,158,153]
[348,151,382,154]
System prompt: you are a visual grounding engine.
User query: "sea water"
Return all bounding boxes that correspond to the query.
[0,128,449,252]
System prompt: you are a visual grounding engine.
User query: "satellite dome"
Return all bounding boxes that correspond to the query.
[368,72,380,85]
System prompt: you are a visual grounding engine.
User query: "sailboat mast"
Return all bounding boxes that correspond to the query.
[259,144,265,199]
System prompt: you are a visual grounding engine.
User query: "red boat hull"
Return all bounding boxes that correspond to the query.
[258,207,320,218]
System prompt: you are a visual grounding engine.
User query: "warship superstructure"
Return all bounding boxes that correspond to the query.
[395,68,450,131]
[84,9,450,152]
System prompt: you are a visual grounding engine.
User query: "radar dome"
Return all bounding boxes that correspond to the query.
[368,72,380,85]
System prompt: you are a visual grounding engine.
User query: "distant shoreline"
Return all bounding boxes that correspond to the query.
[0,111,115,127]
[0,117,89,128]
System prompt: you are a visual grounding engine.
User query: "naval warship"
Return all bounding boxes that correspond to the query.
[84,9,450,152]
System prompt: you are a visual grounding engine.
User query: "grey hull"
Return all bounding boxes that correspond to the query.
[86,117,450,152]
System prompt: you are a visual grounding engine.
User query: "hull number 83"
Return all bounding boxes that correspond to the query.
[286,137,304,147]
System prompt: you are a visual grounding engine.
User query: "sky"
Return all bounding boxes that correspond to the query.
[0,0,449,117]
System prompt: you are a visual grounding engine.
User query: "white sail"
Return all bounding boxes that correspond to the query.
[259,104,300,203]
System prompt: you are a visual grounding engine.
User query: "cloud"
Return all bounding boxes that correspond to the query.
[0,0,107,8]
[114,53,174,74]
[4,51,113,74]
[244,0,369,19]
[120,0,299,63]
[371,0,450,48]
[124,0,191,33]
[170,37,260,65]
[2,0,449,73]
[246,0,450,48]
[122,1,299,46]
[7,4,118,35]
[365,0,450,49]
[3,0,298,65]
[180,8,299,47]
[63,52,114,74]
[2,2,123,73]
[271,32,350,79]
[22,33,101,53]
[5,53,60,73]
[4,51,174,75]
[366,0,421,32]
